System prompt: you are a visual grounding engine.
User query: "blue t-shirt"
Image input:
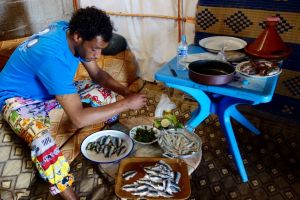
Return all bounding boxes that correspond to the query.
[0,21,79,109]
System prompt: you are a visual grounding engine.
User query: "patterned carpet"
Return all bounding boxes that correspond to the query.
[1,82,300,200]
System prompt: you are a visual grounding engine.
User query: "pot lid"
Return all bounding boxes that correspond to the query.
[244,17,292,60]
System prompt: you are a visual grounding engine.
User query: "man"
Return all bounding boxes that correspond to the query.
[0,7,146,200]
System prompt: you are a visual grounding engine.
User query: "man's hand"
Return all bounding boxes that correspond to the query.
[124,93,147,110]
[56,92,147,129]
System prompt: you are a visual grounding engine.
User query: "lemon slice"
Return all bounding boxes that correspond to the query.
[161,118,170,128]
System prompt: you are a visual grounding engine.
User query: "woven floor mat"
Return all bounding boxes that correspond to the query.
[1,82,299,199]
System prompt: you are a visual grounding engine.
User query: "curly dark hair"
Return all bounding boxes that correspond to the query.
[69,6,113,42]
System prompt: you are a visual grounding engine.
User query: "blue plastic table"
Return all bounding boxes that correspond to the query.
[154,45,279,182]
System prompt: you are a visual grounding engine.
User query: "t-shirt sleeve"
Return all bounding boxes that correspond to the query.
[36,58,77,95]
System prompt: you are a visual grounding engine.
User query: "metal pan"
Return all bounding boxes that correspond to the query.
[188,60,235,85]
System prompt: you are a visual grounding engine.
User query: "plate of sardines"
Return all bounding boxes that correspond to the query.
[81,130,134,164]
[235,60,282,78]
[115,157,191,200]
[158,129,202,158]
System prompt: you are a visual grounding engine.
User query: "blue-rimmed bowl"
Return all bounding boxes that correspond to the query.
[80,130,134,164]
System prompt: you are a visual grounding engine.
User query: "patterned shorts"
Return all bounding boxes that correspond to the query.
[2,80,118,195]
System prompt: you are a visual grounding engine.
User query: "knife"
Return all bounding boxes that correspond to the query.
[168,64,178,77]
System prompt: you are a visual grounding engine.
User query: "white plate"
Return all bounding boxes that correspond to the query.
[184,53,218,63]
[199,36,247,53]
[236,61,282,78]
[129,125,160,145]
[81,130,134,164]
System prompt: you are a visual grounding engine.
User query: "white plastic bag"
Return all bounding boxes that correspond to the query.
[154,94,176,118]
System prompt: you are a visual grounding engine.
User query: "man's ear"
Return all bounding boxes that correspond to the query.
[73,31,83,43]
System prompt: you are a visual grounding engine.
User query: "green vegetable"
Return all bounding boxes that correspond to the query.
[153,120,161,129]
[134,126,157,143]
[153,113,183,129]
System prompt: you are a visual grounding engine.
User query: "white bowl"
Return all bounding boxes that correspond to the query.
[158,129,202,158]
[129,125,161,145]
[81,130,134,164]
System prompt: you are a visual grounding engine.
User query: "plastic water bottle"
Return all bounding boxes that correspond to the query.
[176,35,188,70]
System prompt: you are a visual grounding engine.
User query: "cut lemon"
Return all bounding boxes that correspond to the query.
[161,118,171,128]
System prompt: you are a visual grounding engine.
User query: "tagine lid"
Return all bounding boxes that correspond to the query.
[244,16,292,60]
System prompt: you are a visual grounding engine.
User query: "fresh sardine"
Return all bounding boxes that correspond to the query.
[122,170,137,181]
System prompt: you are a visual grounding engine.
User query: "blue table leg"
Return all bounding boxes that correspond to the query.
[166,83,211,132]
[216,97,260,182]
[164,83,257,182]
[219,105,248,182]
[231,106,261,135]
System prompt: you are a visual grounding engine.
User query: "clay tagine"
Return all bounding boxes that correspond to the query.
[244,16,292,60]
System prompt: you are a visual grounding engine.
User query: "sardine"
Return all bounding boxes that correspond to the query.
[132,188,149,196]
[173,171,181,184]
[122,170,137,181]
[111,137,118,147]
[108,145,115,157]
[122,183,139,192]
[117,137,123,147]
[86,142,94,150]
[147,189,159,197]
[116,145,126,156]
[98,136,107,145]
[104,135,111,145]
[103,145,110,158]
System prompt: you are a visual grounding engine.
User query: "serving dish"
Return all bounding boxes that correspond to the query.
[235,60,282,78]
[199,36,247,53]
[158,129,202,159]
[129,125,161,145]
[81,130,134,164]
[115,157,191,200]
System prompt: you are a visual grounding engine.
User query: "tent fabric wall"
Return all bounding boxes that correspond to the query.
[195,0,300,121]
[79,0,198,81]
[0,0,73,40]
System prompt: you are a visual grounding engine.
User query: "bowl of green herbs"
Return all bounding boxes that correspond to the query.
[129,125,160,145]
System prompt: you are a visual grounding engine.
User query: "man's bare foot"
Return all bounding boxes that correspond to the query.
[60,187,78,200]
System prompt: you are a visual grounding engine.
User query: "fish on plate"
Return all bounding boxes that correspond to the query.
[86,135,127,158]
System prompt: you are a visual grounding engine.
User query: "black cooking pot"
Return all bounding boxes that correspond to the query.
[188,60,235,85]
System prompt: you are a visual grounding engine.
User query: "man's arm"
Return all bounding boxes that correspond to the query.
[82,60,132,97]
[56,92,146,129]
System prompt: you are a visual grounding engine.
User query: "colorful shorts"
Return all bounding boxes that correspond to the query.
[2,80,118,195]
